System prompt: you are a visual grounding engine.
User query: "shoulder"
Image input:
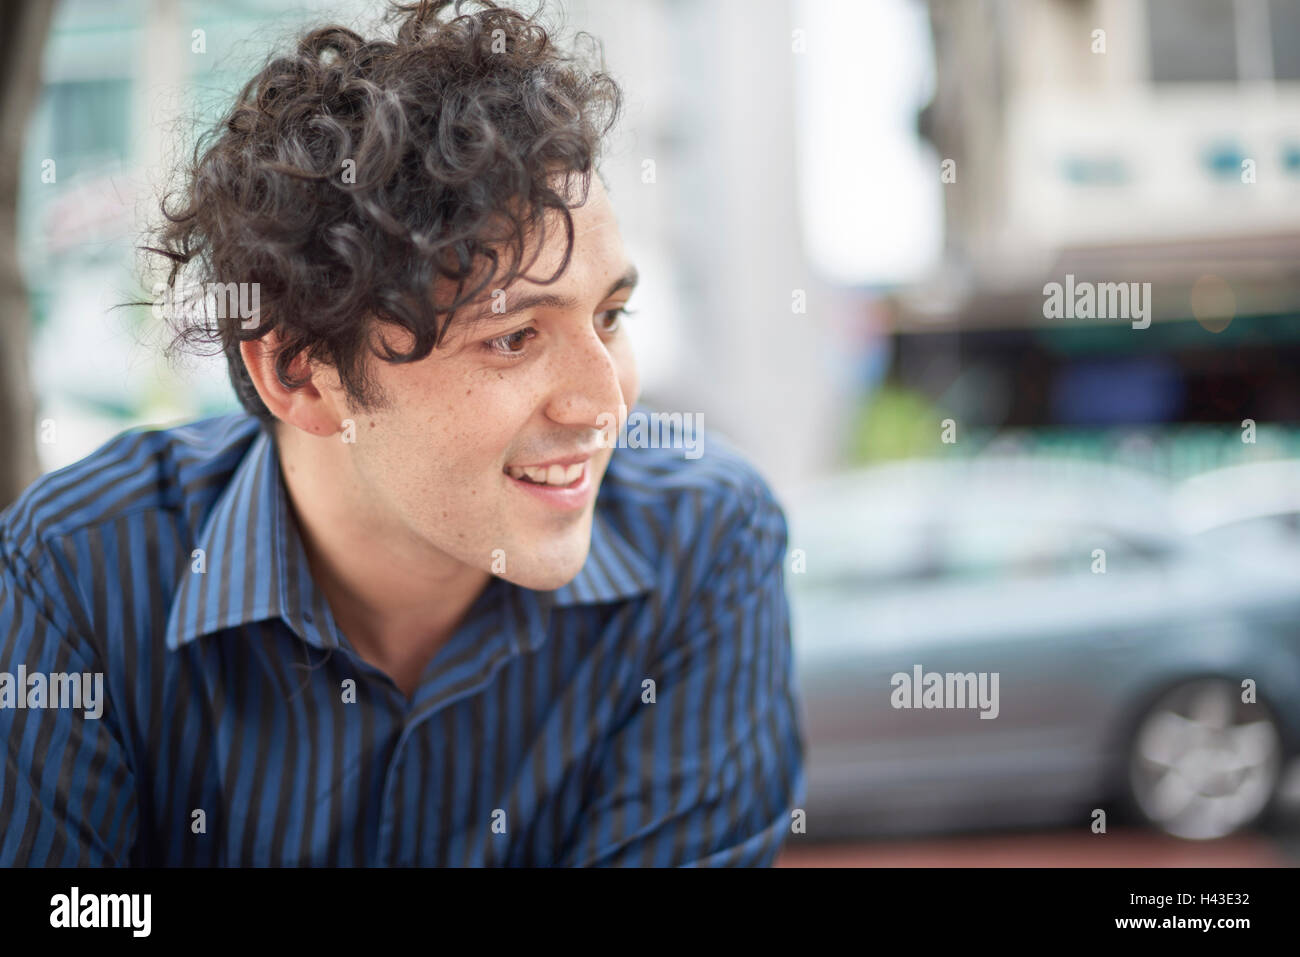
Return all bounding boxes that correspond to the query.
[0,411,261,611]
[598,404,789,602]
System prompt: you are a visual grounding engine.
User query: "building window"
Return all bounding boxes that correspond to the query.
[1149,0,1300,83]
[45,78,130,174]
[1268,0,1300,80]
[1147,0,1238,83]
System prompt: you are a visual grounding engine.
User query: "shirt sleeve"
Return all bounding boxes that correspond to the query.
[0,540,138,866]
[561,475,807,867]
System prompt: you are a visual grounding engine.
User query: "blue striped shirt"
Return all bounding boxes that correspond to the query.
[0,409,805,866]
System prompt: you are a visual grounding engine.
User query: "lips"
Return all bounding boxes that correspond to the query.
[504,462,585,486]
[503,460,593,511]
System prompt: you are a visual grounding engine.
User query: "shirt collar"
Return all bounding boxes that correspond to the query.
[165,423,656,650]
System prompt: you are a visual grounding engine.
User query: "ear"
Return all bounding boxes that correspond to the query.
[238,333,344,438]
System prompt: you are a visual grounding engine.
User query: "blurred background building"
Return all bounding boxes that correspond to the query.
[879,0,1300,473]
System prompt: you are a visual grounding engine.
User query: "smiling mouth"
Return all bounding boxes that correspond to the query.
[503,462,586,487]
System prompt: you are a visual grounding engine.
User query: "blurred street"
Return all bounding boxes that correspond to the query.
[776,825,1300,867]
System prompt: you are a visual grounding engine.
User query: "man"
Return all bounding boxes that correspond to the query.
[0,0,804,866]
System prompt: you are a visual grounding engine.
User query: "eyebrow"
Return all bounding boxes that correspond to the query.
[458,264,639,330]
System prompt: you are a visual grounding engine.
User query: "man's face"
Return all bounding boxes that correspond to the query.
[325,174,639,591]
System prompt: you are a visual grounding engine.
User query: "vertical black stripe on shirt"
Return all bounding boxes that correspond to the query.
[293,642,327,865]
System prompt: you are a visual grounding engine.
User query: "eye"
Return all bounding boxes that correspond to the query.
[483,326,537,359]
[597,306,635,333]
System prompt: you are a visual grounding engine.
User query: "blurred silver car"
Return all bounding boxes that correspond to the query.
[1173,459,1300,559]
[787,457,1300,840]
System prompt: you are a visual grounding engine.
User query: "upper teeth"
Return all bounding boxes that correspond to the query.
[507,463,583,485]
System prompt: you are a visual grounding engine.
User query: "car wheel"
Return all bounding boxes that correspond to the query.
[1128,677,1282,840]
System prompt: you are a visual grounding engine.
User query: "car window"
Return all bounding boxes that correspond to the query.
[1198,513,1300,550]
[937,521,1154,580]
[788,520,944,591]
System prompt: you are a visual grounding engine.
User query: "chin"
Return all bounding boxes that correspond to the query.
[505,543,590,591]
[508,560,584,591]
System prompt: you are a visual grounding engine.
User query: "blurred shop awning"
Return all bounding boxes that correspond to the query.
[890,231,1300,334]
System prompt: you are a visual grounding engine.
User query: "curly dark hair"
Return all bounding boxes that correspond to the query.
[142,0,622,426]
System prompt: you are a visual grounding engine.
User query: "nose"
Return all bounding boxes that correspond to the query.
[544,321,627,431]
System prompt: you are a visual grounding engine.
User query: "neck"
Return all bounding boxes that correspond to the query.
[272,424,491,697]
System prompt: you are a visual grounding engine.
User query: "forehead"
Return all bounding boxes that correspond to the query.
[529,179,622,282]
[447,174,625,308]
[514,176,624,290]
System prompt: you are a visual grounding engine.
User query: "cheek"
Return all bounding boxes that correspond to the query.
[461,377,544,469]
